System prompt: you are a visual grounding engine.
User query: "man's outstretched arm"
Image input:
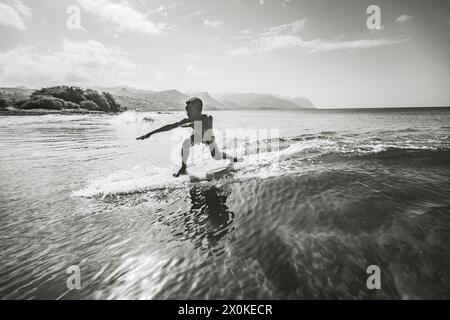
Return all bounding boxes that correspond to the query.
[136,122,178,140]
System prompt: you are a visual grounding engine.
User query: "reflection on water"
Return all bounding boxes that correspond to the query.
[159,185,235,257]
[187,186,235,255]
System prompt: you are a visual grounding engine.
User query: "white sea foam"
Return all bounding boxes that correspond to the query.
[72,140,332,198]
[107,111,154,125]
[72,165,187,198]
[108,110,185,126]
[76,136,431,199]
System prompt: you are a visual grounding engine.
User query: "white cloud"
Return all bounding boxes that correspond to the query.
[186,65,217,76]
[0,0,32,31]
[76,0,167,35]
[204,19,223,28]
[184,9,203,19]
[265,19,307,36]
[0,39,136,86]
[146,3,182,18]
[8,0,30,17]
[396,15,413,23]
[184,10,222,29]
[146,5,166,17]
[227,20,409,56]
[240,28,253,35]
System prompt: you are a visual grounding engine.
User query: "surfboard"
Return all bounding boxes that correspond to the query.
[189,163,235,182]
[205,163,235,179]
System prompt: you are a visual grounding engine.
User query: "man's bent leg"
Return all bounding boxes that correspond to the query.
[181,138,191,164]
[174,138,191,177]
[208,141,238,162]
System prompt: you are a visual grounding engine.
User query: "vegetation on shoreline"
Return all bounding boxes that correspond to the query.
[1,86,124,114]
[0,94,7,110]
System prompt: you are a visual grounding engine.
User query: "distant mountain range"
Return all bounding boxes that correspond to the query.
[95,86,314,111]
[1,86,314,112]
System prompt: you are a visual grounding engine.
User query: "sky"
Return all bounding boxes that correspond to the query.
[0,0,449,108]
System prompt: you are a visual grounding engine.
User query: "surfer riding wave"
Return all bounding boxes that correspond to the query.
[136,97,239,177]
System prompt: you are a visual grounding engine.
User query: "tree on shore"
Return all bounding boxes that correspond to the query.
[0,93,7,109]
[20,95,66,110]
[32,86,86,104]
[27,86,122,112]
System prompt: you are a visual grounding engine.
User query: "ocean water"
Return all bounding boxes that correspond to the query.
[0,108,449,299]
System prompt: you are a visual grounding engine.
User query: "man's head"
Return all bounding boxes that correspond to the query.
[185,97,203,119]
